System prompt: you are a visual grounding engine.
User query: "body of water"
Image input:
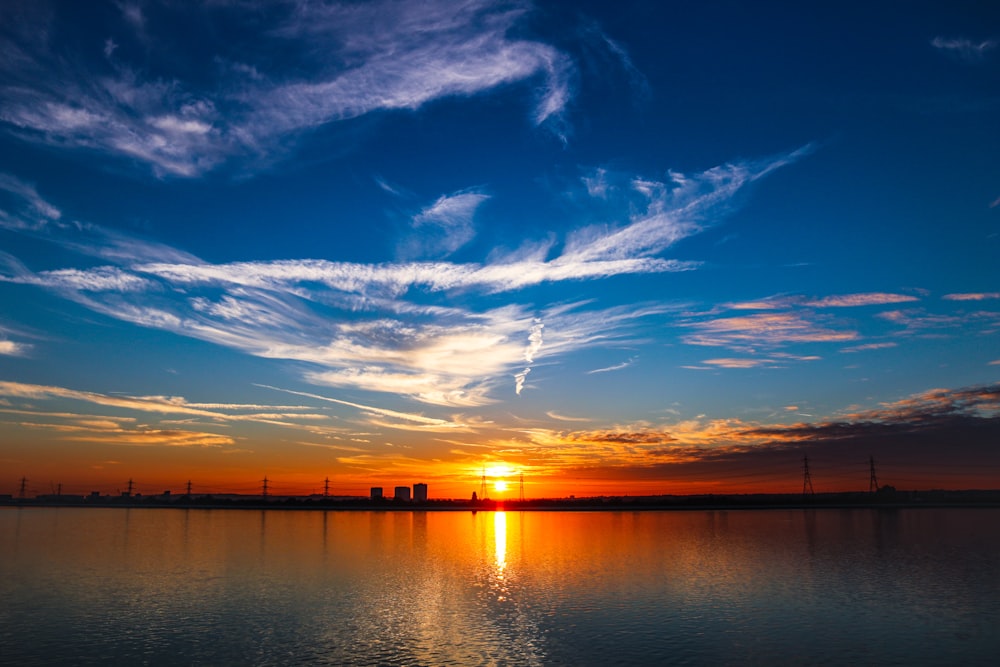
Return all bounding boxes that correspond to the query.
[1,507,998,665]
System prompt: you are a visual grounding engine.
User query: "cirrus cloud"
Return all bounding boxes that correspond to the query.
[0,0,573,177]
[0,148,805,406]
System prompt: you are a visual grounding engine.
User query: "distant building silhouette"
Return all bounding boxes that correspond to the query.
[394,486,410,501]
[413,483,427,502]
[370,487,383,500]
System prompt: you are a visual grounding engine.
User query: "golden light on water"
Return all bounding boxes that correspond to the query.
[494,511,507,576]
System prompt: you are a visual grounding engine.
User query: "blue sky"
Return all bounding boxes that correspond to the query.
[1,0,997,496]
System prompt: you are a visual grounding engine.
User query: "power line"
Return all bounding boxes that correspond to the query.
[869,455,880,494]
[802,456,815,497]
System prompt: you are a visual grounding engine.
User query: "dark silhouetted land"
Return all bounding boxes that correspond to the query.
[4,488,1000,511]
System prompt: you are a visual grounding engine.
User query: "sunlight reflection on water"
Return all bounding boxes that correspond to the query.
[1,507,998,665]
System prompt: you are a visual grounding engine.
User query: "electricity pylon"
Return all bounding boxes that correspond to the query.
[802,456,815,497]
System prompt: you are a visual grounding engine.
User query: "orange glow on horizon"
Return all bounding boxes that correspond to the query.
[5,446,997,499]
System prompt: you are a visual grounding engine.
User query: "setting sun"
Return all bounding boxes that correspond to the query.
[494,481,508,493]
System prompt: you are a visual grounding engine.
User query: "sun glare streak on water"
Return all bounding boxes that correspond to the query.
[1,507,998,665]
[494,510,507,576]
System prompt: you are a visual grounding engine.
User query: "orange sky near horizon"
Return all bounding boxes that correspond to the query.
[6,450,996,500]
[3,382,998,499]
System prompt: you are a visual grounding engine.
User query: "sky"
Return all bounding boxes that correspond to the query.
[1,0,998,499]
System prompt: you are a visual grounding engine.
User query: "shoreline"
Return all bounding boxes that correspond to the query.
[4,489,1000,512]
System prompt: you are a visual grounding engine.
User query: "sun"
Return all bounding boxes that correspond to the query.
[494,480,509,493]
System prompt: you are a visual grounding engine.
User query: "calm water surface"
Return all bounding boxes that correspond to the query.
[1,507,998,665]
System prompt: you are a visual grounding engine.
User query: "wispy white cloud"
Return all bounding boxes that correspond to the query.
[546,411,592,422]
[0,380,333,434]
[374,175,407,197]
[0,0,573,177]
[560,147,812,265]
[255,383,466,430]
[0,148,803,406]
[725,298,786,310]
[686,292,938,363]
[682,312,857,349]
[12,267,152,292]
[14,416,236,447]
[135,256,695,296]
[931,36,998,62]
[803,293,918,308]
[841,342,898,353]
[695,354,819,370]
[514,319,544,396]
[599,32,650,101]
[587,356,636,374]
[943,292,1000,301]
[404,190,489,258]
[0,340,29,356]
[581,167,609,199]
[0,173,62,229]
[878,308,1000,335]
[701,358,774,369]
[0,177,199,267]
[728,292,918,310]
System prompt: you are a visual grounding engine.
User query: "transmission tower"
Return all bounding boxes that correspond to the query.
[480,467,489,501]
[261,475,269,499]
[869,455,880,494]
[519,472,525,502]
[186,480,193,496]
[18,476,27,499]
[323,476,330,498]
[802,456,815,497]
[126,478,135,497]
